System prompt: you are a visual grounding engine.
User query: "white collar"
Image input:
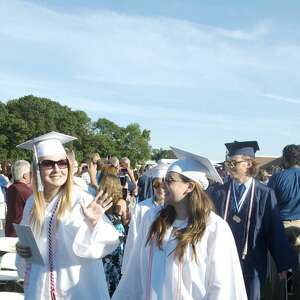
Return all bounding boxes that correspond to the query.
[233,177,253,189]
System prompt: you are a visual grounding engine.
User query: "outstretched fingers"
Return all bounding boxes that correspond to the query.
[100,195,113,208]
[95,190,113,210]
[94,189,104,204]
[80,202,88,217]
[101,198,113,212]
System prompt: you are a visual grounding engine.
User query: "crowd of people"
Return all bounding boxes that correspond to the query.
[0,131,299,300]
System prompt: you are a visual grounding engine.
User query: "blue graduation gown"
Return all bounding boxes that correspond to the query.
[208,179,297,300]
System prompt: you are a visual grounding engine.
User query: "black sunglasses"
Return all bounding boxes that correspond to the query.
[39,159,68,170]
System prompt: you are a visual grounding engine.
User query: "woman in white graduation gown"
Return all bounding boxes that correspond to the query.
[15,132,120,300]
[122,163,168,275]
[113,150,247,300]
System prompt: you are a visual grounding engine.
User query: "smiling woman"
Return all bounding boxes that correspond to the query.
[39,157,69,196]
[15,132,120,300]
[113,148,247,300]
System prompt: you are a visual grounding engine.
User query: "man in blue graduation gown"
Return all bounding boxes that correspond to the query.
[208,141,297,300]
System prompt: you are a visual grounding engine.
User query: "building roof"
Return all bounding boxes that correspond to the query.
[255,156,281,168]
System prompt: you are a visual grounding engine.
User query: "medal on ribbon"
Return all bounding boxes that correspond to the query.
[233,215,241,223]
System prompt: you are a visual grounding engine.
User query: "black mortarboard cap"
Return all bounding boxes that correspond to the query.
[225,141,260,158]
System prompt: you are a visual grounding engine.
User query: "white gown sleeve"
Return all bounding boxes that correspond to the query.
[121,203,141,274]
[205,217,248,300]
[73,212,120,259]
[112,207,155,300]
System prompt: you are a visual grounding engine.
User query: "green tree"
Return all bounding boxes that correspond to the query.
[93,119,151,166]
[4,95,92,161]
[121,123,151,167]
[0,102,9,160]
[93,118,123,157]
[0,95,152,166]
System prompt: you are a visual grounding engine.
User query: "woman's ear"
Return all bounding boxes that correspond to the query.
[185,181,195,194]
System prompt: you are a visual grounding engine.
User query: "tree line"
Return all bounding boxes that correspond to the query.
[0,95,175,166]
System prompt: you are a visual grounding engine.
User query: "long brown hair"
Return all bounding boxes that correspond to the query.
[30,158,73,234]
[146,173,214,263]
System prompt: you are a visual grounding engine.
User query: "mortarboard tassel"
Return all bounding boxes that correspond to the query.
[33,143,44,192]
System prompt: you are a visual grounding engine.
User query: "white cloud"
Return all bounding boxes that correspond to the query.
[262,93,300,105]
[213,21,272,41]
[1,0,300,159]
[1,1,299,108]
[0,0,279,92]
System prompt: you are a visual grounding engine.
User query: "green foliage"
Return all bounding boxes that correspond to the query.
[151,148,176,161]
[0,95,152,166]
[93,119,151,167]
[0,102,9,161]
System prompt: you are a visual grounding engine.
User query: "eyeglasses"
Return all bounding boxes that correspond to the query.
[39,159,68,170]
[224,160,247,168]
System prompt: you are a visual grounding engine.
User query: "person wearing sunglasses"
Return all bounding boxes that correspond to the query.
[15,132,120,300]
[113,148,247,300]
[209,141,297,300]
[121,163,168,275]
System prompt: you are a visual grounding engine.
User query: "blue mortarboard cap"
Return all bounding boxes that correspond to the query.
[225,141,259,158]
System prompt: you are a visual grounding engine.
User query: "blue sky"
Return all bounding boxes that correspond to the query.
[1,0,299,160]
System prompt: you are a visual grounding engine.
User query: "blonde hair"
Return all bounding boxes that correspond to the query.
[98,174,122,204]
[146,173,214,263]
[101,164,118,176]
[30,159,73,233]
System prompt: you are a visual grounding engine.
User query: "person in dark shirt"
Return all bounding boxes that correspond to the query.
[5,160,32,237]
[268,144,300,221]
[268,144,300,298]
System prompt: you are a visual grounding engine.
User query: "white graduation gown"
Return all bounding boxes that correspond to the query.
[113,206,247,300]
[122,197,160,274]
[17,185,120,300]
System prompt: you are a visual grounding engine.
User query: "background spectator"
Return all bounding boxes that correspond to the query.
[0,162,11,234]
[99,174,129,296]
[268,144,300,299]
[5,160,32,237]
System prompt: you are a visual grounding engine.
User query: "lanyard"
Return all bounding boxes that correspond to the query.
[231,181,249,212]
[231,183,240,212]
[223,180,256,260]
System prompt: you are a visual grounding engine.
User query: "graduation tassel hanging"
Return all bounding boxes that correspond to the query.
[33,143,44,192]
